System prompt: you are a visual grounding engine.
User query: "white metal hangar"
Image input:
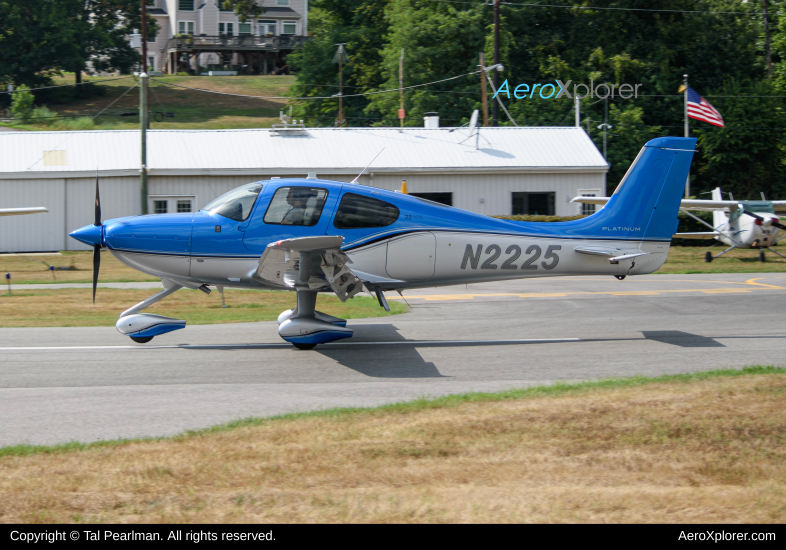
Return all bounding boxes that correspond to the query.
[0,127,607,252]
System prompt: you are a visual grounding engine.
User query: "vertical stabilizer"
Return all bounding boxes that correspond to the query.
[572,137,697,242]
[711,187,728,228]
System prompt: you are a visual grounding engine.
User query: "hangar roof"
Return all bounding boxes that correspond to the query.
[0,127,608,179]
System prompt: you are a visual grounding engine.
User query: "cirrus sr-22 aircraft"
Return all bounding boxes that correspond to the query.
[70,137,695,350]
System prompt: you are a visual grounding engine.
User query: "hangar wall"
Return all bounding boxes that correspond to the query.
[0,171,606,252]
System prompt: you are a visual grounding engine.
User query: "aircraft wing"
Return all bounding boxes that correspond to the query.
[571,196,741,212]
[0,207,48,217]
[252,235,364,301]
[772,201,786,213]
[672,232,719,239]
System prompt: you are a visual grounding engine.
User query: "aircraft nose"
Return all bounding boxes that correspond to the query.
[69,224,103,247]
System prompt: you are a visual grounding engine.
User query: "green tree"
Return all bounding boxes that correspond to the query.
[692,79,786,200]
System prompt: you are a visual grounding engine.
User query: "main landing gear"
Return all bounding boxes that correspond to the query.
[277,288,352,350]
[760,249,767,262]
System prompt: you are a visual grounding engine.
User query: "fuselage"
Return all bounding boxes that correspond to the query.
[87,178,673,292]
[713,209,782,249]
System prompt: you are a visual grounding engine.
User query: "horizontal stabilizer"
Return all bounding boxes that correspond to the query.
[673,232,719,240]
[609,251,649,264]
[575,245,639,257]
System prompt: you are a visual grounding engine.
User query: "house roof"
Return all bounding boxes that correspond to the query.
[0,127,608,179]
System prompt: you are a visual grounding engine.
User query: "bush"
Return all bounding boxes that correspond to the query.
[10,85,34,122]
[53,116,96,131]
[176,71,190,76]
[31,106,57,126]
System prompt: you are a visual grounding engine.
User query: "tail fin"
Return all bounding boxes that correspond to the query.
[711,187,728,228]
[580,137,697,242]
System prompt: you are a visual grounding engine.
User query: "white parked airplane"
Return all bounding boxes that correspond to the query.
[0,207,47,217]
[572,187,786,262]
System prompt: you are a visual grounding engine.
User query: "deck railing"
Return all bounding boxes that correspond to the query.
[166,35,311,52]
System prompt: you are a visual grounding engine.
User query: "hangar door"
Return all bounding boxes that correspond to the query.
[386,232,435,280]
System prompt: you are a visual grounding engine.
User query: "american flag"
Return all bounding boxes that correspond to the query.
[686,86,725,127]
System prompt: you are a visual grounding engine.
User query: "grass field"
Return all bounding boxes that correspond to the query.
[0,288,405,328]
[0,367,784,523]
[1,74,296,131]
[2,246,784,286]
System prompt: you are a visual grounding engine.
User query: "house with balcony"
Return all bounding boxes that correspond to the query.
[139,0,310,74]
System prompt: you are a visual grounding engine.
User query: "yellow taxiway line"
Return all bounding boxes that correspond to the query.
[387,277,784,302]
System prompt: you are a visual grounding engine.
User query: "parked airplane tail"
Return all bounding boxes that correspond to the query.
[576,137,697,242]
[711,187,728,228]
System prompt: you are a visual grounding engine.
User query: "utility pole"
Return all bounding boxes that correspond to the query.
[763,0,772,78]
[480,52,489,127]
[333,43,348,127]
[492,0,500,126]
[140,0,149,215]
[575,94,580,128]
[683,73,690,198]
[399,48,405,131]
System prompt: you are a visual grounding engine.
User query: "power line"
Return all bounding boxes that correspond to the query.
[151,70,483,101]
[1,76,134,95]
[432,0,767,16]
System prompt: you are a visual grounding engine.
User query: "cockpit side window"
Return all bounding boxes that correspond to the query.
[203,183,263,222]
[333,192,400,229]
[263,187,329,226]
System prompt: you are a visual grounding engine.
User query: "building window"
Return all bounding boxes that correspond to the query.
[147,27,157,43]
[277,0,290,5]
[581,194,596,215]
[333,193,400,229]
[258,20,276,36]
[154,200,168,214]
[512,192,555,216]
[218,22,233,35]
[238,23,252,35]
[411,192,453,207]
[281,21,297,35]
[264,187,329,226]
[178,21,195,35]
[179,0,195,11]
[151,196,197,216]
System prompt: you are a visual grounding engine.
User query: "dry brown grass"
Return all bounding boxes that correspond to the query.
[1,373,785,523]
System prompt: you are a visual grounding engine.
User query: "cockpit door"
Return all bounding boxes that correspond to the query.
[242,181,342,252]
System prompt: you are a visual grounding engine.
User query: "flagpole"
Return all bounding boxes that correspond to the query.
[684,73,690,199]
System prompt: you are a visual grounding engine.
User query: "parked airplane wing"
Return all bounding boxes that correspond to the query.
[772,201,786,213]
[0,207,48,217]
[252,235,364,301]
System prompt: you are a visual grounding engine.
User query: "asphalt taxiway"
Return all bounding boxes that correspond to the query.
[1,273,784,446]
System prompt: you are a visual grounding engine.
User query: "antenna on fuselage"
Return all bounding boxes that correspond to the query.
[350,147,385,184]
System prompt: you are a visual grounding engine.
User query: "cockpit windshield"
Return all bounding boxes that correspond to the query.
[203,183,263,222]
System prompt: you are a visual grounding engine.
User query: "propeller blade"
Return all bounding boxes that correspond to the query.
[92,243,100,304]
[94,173,101,226]
[742,210,786,231]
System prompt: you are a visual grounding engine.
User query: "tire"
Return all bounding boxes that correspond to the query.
[705,251,713,263]
[293,343,317,350]
[760,249,766,262]
[130,336,154,344]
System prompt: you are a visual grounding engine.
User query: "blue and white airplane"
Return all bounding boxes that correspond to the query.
[70,137,696,349]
